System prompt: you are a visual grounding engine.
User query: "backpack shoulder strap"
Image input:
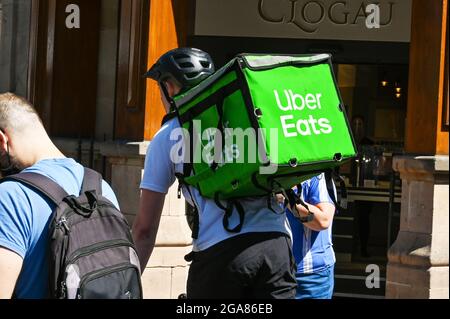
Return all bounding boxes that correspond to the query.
[324,169,348,211]
[1,172,69,205]
[80,168,103,196]
[161,112,178,126]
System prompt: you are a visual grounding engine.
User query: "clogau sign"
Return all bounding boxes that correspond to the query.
[258,0,387,33]
[195,0,411,42]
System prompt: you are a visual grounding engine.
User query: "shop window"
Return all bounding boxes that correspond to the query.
[336,64,408,186]
[334,64,406,275]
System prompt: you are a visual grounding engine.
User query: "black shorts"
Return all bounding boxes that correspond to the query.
[186,232,297,299]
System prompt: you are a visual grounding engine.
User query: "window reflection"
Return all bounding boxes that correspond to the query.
[336,64,408,187]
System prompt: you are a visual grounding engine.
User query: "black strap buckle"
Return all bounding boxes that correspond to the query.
[184,251,195,262]
[284,188,314,223]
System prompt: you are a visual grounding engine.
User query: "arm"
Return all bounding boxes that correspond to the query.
[292,201,335,232]
[289,174,336,231]
[0,247,23,299]
[133,119,179,272]
[132,189,166,273]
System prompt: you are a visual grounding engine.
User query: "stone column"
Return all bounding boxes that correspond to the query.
[386,156,449,299]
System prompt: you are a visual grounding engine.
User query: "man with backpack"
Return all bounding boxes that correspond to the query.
[0,93,141,299]
[133,48,298,299]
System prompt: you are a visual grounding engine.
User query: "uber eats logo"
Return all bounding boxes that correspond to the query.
[274,89,333,138]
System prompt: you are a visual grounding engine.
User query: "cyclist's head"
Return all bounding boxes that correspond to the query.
[145,47,215,96]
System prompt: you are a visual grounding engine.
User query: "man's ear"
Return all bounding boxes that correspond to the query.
[158,83,172,113]
[165,79,182,97]
[0,130,8,153]
[164,80,176,97]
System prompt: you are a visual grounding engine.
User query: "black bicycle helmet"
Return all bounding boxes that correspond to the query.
[145,47,215,91]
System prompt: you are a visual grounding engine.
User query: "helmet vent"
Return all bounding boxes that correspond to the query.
[186,72,199,79]
[179,62,194,68]
[200,61,211,68]
[174,54,190,60]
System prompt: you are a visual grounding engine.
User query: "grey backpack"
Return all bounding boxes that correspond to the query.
[4,168,143,299]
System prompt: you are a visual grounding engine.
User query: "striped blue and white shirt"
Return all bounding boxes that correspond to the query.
[286,173,336,274]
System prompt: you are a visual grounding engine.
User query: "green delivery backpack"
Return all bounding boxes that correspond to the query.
[168,54,356,234]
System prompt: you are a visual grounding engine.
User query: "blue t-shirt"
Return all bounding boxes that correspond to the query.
[140,118,292,252]
[0,158,120,299]
[286,174,336,274]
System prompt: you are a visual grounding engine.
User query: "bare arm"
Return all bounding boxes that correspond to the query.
[293,201,335,232]
[0,247,23,299]
[132,189,166,273]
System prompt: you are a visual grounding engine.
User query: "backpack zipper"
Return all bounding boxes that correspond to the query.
[59,216,70,233]
[57,234,69,299]
[77,263,141,299]
[56,204,130,233]
[64,239,136,267]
